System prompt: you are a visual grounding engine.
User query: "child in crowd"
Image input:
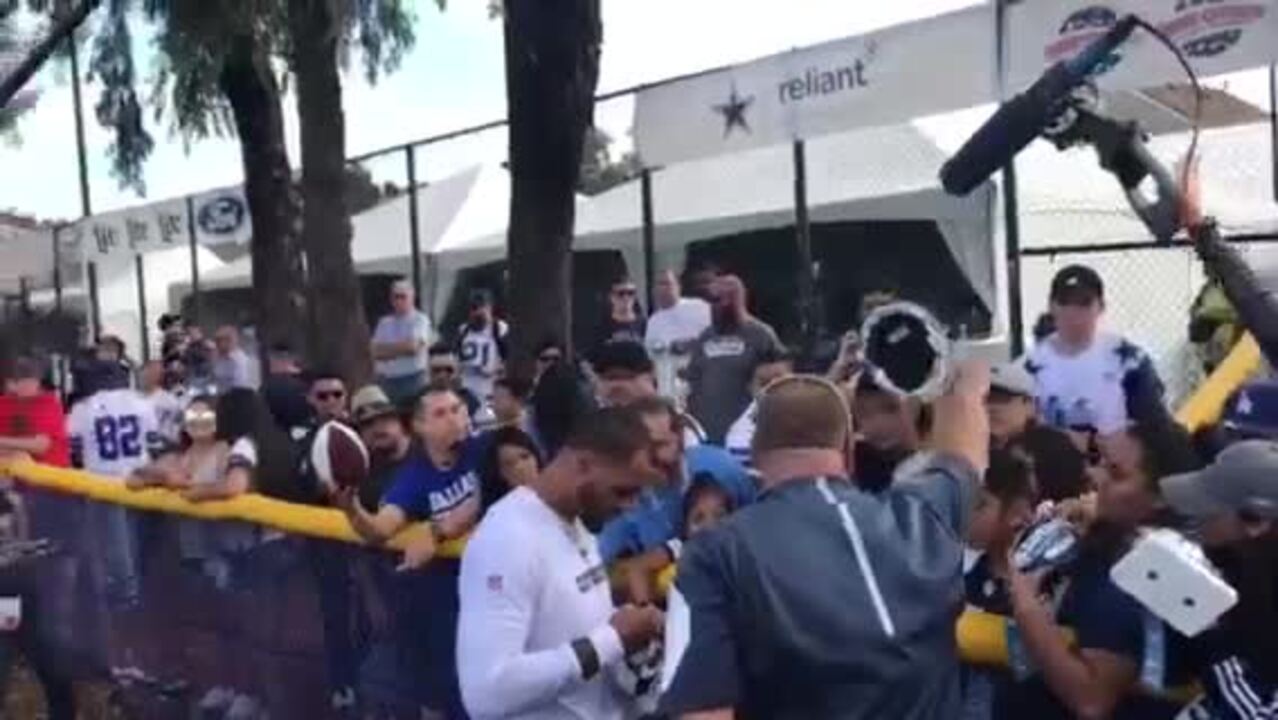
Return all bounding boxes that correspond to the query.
[961,450,1037,720]
[682,475,736,538]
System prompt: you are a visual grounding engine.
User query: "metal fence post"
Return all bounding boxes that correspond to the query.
[792,140,818,356]
[640,169,656,312]
[406,145,424,308]
[187,195,201,325]
[136,254,149,362]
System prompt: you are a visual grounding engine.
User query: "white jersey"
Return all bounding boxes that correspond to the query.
[724,400,756,469]
[67,389,163,479]
[458,486,631,720]
[459,320,508,401]
[1026,332,1155,435]
[144,389,184,445]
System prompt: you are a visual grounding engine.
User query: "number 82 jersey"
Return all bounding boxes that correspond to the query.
[67,389,165,479]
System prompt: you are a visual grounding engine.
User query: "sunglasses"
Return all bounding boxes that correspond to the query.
[314,390,346,401]
[612,288,637,298]
[430,365,457,375]
[184,409,216,425]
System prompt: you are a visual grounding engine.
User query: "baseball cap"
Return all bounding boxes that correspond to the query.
[1220,381,1278,439]
[591,340,654,378]
[351,385,399,426]
[1049,265,1104,305]
[989,359,1036,398]
[1161,440,1278,520]
[469,289,494,308]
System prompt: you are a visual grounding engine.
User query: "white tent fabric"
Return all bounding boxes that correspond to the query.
[434,123,997,318]
[195,163,511,291]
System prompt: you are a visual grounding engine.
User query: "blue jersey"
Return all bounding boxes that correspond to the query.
[382,436,486,521]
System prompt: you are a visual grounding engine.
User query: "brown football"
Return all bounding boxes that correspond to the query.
[311,421,370,493]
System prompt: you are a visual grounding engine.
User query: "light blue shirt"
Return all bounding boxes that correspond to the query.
[372,310,433,379]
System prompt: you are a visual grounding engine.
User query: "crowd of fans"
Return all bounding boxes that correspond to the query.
[0,259,1273,720]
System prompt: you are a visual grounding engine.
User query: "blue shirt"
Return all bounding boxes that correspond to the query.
[382,436,486,521]
[597,444,754,563]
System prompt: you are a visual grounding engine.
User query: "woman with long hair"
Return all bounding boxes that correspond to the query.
[477,426,542,511]
[1000,420,1202,720]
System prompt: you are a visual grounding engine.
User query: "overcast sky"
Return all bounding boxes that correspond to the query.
[0,0,982,221]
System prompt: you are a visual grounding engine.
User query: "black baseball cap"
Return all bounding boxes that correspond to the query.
[591,340,654,378]
[1050,265,1104,305]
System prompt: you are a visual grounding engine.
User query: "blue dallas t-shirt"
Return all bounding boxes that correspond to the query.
[382,435,486,522]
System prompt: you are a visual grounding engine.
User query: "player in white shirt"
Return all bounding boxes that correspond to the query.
[724,347,794,469]
[1027,265,1169,440]
[457,405,665,720]
[458,289,508,403]
[645,270,711,400]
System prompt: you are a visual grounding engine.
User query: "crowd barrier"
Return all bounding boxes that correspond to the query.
[0,336,1259,713]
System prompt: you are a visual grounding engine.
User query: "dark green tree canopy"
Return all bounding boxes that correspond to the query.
[82,0,419,194]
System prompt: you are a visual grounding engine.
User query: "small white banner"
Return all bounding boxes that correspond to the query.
[1006,0,1278,93]
[64,185,252,262]
[633,6,996,168]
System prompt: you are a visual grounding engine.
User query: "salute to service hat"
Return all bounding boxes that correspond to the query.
[1160,439,1278,520]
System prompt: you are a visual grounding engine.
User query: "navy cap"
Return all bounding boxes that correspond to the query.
[1050,265,1104,304]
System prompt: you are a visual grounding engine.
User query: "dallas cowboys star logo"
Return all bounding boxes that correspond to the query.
[713,84,754,138]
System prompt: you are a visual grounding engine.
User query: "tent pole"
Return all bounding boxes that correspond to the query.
[18,278,30,318]
[406,145,424,308]
[187,195,202,325]
[640,169,657,312]
[1269,64,1276,203]
[996,0,1025,355]
[135,254,150,362]
[87,261,101,340]
[792,140,817,359]
[52,226,63,314]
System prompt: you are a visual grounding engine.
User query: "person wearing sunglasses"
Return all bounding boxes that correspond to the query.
[428,342,481,418]
[372,279,435,407]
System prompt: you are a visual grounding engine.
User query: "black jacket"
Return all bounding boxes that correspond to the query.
[1193,219,1278,367]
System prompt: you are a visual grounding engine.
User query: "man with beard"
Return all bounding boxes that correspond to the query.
[338,382,483,719]
[457,405,666,719]
[686,275,783,444]
[458,289,508,404]
[599,397,754,605]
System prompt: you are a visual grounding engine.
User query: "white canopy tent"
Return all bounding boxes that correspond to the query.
[431,123,997,321]
[187,163,512,298]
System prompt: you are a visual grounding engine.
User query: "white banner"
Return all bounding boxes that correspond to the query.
[1007,0,1278,93]
[633,6,996,167]
[64,185,252,262]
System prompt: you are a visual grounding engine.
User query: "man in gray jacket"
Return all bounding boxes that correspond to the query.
[660,365,990,719]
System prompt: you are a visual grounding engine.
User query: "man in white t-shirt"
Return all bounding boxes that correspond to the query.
[645,270,711,399]
[1026,265,1169,442]
[371,279,435,406]
[457,405,666,720]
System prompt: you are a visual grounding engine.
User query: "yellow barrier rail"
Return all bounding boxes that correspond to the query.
[0,333,1260,669]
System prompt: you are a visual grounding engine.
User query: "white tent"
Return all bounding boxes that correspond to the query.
[190,163,512,295]
[432,123,997,320]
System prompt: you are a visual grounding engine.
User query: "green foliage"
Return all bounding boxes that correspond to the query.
[577,126,640,196]
[80,0,420,195]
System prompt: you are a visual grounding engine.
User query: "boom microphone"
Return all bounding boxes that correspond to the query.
[939,14,1139,196]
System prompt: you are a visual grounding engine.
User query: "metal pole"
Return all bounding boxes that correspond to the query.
[186,195,201,324]
[792,140,817,355]
[18,278,30,317]
[640,169,657,312]
[135,254,149,362]
[86,261,101,339]
[1269,64,1276,203]
[52,226,63,313]
[406,145,424,308]
[996,0,1026,355]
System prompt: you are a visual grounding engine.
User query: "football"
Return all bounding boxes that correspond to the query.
[310,421,371,495]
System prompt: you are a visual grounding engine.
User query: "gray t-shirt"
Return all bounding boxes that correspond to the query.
[686,318,782,444]
[372,310,433,380]
[661,454,979,719]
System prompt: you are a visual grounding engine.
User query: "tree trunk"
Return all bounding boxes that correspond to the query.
[288,0,373,385]
[219,32,306,364]
[502,0,602,378]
